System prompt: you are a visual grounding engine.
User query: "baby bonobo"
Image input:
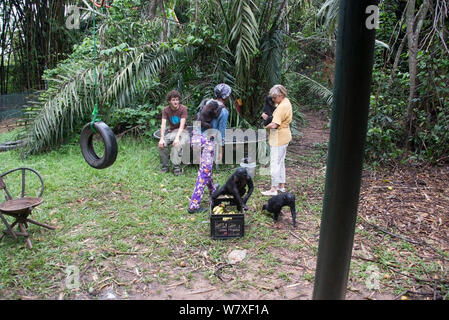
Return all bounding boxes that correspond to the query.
[262,193,297,227]
[262,95,275,126]
[197,100,223,130]
[212,168,254,212]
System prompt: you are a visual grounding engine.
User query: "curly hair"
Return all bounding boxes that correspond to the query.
[166,90,181,102]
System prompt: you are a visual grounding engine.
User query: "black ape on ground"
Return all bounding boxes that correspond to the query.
[262,193,297,227]
[212,168,254,212]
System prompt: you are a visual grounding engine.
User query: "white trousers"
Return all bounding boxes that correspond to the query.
[270,144,288,187]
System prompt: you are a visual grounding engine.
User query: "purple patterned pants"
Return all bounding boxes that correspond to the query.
[189,131,217,210]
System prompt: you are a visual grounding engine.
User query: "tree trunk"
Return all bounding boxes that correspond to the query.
[143,0,159,20]
[195,0,199,23]
[405,0,430,144]
[1,1,8,94]
[1,0,73,92]
[387,35,407,89]
[160,0,168,41]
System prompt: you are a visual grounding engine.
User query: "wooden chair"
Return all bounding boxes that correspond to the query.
[0,167,55,249]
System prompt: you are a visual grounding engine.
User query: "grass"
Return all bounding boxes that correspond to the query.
[0,127,24,144]
[1,125,448,300]
[0,130,296,299]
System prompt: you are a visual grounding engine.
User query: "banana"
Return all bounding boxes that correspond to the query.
[213,206,225,214]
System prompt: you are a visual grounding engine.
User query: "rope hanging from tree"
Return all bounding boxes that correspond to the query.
[80,2,117,169]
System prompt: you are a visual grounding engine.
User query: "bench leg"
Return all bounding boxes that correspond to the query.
[18,223,32,249]
[0,214,18,240]
[26,218,56,230]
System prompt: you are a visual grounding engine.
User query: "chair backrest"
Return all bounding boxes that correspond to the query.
[0,176,13,200]
[0,168,44,200]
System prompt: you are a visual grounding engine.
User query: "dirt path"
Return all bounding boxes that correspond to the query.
[0,118,24,133]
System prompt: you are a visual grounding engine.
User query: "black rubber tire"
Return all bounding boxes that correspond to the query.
[80,121,118,169]
[0,140,25,152]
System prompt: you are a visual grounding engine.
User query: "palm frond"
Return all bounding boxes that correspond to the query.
[295,72,333,107]
[317,0,339,35]
[375,39,390,50]
[229,0,260,83]
[23,43,176,155]
[260,29,283,86]
[106,44,176,109]
[23,65,98,155]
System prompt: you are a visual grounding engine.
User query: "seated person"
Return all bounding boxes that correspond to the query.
[158,90,188,176]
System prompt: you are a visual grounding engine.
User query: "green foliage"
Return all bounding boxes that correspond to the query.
[410,51,449,162]
[21,2,179,155]
[20,0,316,155]
[16,0,448,167]
[109,103,164,138]
[366,45,449,165]
[361,0,449,165]
[365,67,407,164]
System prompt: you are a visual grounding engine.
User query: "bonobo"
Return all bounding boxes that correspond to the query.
[262,193,297,227]
[197,100,223,130]
[212,168,254,212]
[262,95,275,126]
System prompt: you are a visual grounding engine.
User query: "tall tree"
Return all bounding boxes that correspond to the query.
[405,0,430,140]
[1,0,77,93]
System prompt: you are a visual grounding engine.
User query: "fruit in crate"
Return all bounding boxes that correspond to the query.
[212,204,240,215]
[213,206,225,214]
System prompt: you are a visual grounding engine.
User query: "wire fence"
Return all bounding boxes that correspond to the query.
[0,92,32,121]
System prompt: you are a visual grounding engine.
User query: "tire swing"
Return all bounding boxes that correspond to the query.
[80,121,117,169]
[80,1,117,169]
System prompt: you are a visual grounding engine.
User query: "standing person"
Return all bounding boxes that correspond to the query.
[158,90,188,176]
[187,101,222,214]
[261,85,292,196]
